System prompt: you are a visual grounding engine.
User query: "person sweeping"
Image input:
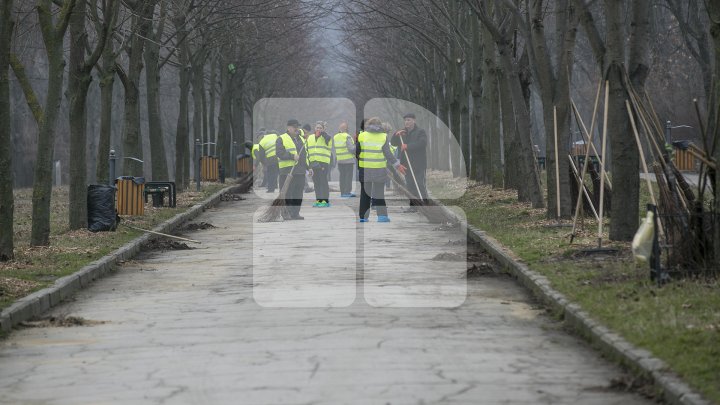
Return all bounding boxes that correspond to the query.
[392,113,428,212]
[357,117,406,222]
[276,119,309,220]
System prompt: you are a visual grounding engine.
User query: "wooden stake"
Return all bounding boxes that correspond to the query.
[569,78,603,242]
[626,100,657,206]
[598,81,610,248]
[568,155,600,221]
[553,106,561,219]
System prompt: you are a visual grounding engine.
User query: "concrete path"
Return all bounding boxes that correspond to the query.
[0,187,652,404]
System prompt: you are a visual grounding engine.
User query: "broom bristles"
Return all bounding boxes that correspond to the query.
[385,168,448,224]
[257,144,306,223]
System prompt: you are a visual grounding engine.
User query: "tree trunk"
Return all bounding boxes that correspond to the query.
[231,71,246,146]
[708,0,720,262]
[469,19,483,182]
[217,56,232,171]
[499,70,518,190]
[0,0,14,260]
[192,60,205,163]
[208,55,217,157]
[480,27,502,187]
[67,0,92,230]
[605,0,638,241]
[498,46,545,208]
[121,1,155,177]
[31,33,66,245]
[144,31,168,180]
[529,0,578,219]
[96,45,115,184]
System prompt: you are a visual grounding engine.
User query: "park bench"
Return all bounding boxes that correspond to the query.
[143,181,176,208]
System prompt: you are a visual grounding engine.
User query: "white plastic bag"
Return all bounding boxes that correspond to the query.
[632,210,655,263]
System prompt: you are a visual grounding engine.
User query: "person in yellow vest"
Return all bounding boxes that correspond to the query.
[357,117,406,222]
[252,134,264,187]
[333,122,356,198]
[307,121,333,207]
[276,119,308,220]
[258,129,279,192]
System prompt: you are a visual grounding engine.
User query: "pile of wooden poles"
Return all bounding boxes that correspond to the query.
[565,74,716,273]
[624,70,716,274]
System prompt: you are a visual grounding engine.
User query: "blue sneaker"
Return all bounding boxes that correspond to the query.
[340,193,350,198]
[359,218,369,223]
[377,216,391,223]
[349,193,357,198]
[312,201,320,207]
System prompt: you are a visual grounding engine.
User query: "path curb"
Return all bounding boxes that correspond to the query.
[435,203,710,405]
[0,184,245,333]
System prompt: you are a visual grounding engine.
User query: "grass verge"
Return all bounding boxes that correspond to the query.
[429,170,720,403]
[0,182,229,312]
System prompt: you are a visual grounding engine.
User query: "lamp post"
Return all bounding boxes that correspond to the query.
[195,139,202,191]
[108,149,116,186]
[231,141,238,179]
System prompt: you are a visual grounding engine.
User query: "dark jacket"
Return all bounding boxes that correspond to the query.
[356,124,399,182]
[391,125,427,170]
[276,134,308,176]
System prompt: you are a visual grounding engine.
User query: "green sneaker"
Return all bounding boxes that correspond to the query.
[318,201,329,208]
[312,201,320,207]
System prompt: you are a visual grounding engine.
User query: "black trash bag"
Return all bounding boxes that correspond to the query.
[87,184,117,232]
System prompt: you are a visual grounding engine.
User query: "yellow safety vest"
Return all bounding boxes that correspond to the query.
[259,133,278,158]
[389,144,398,157]
[333,132,354,162]
[278,133,305,169]
[252,144,260,160]
[307,135,332,164]
[358,131,387,169]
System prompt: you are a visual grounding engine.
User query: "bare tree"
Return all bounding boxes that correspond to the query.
[0,0,14,260]
[10,0,77,246]
[67,0,117,230]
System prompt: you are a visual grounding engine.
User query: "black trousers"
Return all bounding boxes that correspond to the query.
[360,181,387,218]
[405,169,427,205]
[282,174,305,218]
[266,158,279,192]
[338,163,354,194]
[312,165,330,202]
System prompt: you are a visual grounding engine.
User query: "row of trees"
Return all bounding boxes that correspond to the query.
[0,0,330,259]
[336,0,720,242]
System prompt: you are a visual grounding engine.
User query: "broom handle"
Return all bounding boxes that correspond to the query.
[399,135,423,200]
[279,141,307,195]
[121,223,201,244]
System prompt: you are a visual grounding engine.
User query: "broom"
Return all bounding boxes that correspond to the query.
[385,167,448,224]
[257,143,306,222]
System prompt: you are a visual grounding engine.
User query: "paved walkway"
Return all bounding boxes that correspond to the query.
[0,187,652,404]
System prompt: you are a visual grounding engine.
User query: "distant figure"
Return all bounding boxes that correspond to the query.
[219,164,225,184]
